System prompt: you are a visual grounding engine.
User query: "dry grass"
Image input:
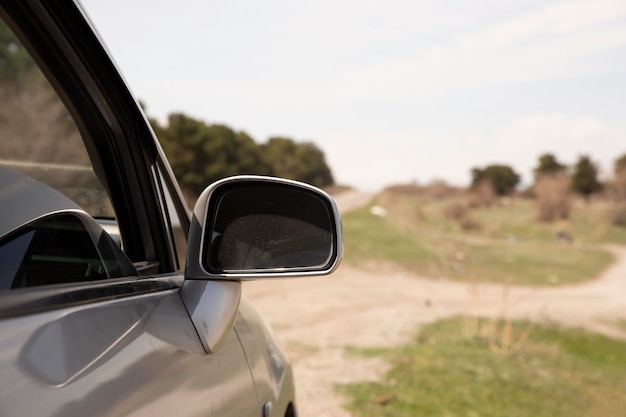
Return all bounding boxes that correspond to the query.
[458,216,481,231]
[442,201,467,220]
[607,203,626,227]
[442,201,481,231]
[384,180,463,200]
[375,191,426,232]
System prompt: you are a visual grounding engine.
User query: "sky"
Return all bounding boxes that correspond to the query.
[81,0,626,191]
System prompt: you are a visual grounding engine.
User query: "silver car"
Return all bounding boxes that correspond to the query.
[0,1,342,416]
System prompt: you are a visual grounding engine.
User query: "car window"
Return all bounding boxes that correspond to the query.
[0,17,137,289]
[0,19,114,219]
[0,212,137,290]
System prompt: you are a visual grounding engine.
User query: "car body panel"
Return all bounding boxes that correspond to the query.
[236,296,297,416]
[0,288,259,417]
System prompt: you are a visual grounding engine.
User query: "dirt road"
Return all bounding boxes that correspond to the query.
[243,191,626,417]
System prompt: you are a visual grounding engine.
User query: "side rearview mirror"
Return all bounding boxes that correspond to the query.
[185,175,343,280]
[181,175,342,354]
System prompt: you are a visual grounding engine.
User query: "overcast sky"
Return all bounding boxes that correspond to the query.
[81,0,626,191]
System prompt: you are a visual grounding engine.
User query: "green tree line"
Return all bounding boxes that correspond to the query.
[149,113,334,197]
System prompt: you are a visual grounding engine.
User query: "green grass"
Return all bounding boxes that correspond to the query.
[458,199,626,245]
[342,196,617,286]
[342,205,442,274]
[338,317,626,417]
[569,203,626,245]
[469,199,559,241]
[462,242,613,285]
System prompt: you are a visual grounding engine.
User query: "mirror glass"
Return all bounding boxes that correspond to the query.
[204,183,336,273]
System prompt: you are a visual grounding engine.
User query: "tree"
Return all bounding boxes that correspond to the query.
[152,114,270,195]
[261,137,334,187]
[533,153,566,182]
[149,114,334,196]
[294,142,334,186]
[571,155,602,200]
[470,164,520,196]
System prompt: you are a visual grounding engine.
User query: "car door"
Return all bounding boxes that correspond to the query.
[0,1,258,416]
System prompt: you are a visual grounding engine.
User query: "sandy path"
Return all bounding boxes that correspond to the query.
[243,192,626,417]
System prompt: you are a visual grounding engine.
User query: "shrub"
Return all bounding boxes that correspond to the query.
[607,170,626,227]
[459,216,481,231]
[534,173,571,222]
[607,203,626,227]
[424,179,461,199]
[442,201,481,230]
[442,202,467,220]
[468,180,497,208]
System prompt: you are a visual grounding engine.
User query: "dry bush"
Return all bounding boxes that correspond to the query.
[442,201,481,231]
[608,203,626,227]
[459,216,481,231]
[607,170,626,227]
[384,180,463,200]
[442,202,467,220]
[423,179,462,199]
[468,179,497,208]
[534,173,571,222]
[383,182,423,196]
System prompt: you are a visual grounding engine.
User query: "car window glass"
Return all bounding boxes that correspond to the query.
[0,230,34,288]
[0,213,137,290]
[0,19,114,219]
[0,18,137,289]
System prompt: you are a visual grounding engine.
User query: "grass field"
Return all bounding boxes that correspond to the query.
[342,192,619,286]
[339,317,626,417]
[337,190,626,416]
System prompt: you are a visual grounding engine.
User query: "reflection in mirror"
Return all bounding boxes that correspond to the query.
[218,214,332,270]
[204,183,336,273]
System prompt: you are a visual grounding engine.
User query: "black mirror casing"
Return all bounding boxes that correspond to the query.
[185,176,343,280]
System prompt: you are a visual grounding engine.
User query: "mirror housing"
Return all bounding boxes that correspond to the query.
[185,175,342,280]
